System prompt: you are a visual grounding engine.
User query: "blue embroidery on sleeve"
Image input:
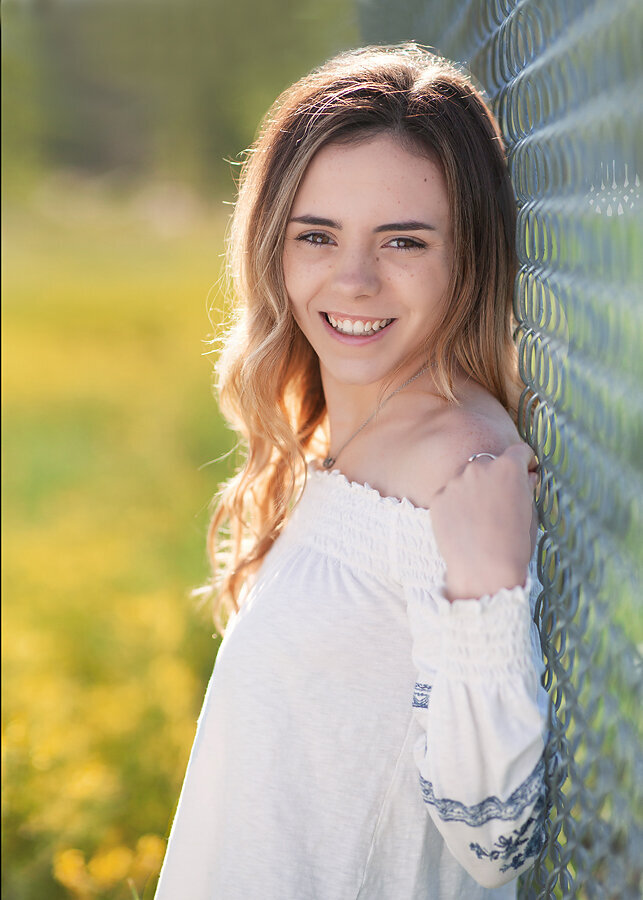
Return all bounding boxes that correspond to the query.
[412,683,432,709]
[420,756,546,825]
[469,792,547,872]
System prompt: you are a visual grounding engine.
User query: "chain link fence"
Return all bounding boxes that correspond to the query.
[359,1,643,896]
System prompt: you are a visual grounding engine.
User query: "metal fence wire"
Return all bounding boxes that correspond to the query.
[359,1,642,897]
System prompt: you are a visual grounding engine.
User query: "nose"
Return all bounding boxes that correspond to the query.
[330,246,380,299]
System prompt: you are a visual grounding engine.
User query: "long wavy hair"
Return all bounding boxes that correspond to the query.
[206,43,520,629]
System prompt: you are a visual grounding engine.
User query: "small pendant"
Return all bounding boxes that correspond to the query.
[322,456,336,469]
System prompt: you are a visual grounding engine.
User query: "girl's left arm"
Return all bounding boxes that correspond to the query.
[406,571,550,888]
[405,443,550,888]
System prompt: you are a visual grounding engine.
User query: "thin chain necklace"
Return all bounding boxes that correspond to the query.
[322,363,433,470]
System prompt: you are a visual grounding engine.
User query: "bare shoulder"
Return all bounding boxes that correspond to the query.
[406,381,523,508]
[434,383,520,461]
[338,377,525,510]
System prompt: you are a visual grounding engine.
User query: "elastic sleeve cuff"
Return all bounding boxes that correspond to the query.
[410,576,535,680]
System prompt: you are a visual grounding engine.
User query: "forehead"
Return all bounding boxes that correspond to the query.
[291,133,450,227]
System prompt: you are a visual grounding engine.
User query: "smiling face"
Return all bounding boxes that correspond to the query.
[282,132,453,394]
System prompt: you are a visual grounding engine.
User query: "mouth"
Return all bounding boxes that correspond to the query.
[323,312,395,336]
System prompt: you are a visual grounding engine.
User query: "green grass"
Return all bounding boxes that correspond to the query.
[2,178,237,900]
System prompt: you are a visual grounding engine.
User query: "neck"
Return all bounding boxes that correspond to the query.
[322,378,380,441]
[321,360,432,456]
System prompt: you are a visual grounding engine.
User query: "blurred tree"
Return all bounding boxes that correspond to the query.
[3,0,358,195]
[2,5,47,196]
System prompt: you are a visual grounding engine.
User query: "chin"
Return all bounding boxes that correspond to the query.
[321,360,404,388]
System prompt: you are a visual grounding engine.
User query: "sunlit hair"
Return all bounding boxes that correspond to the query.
[206,43,520,628]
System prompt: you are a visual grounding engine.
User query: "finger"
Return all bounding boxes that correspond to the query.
[502,442,538,472]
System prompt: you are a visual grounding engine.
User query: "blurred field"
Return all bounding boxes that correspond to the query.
[2,0,358,894]
[2,178,238,899]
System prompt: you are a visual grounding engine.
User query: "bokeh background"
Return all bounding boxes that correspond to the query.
[2,2,358,897]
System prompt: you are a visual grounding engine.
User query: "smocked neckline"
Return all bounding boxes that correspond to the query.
[309,463,433,518]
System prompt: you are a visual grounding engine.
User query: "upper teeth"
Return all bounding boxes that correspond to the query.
[327,315,393,335]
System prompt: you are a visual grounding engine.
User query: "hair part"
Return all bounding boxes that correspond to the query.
[206,43,520,629]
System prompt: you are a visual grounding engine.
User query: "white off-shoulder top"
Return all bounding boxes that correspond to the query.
[155,467,549,900]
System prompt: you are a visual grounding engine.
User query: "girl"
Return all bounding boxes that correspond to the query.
[155,44,549,899]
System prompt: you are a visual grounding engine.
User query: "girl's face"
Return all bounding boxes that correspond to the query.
[282,132,453,392]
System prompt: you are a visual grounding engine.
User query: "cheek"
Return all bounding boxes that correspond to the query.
[283,255,327,312]
[429,251,452,297]
[281,251,294,294]
[282,271,303,321]
[411,276,450,327]
[282,269,309,327]
[283,248,308,289]
[284,278,307,317]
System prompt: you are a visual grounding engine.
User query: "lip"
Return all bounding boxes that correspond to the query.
[319,311,395,344]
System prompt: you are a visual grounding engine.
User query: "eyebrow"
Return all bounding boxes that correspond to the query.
[374,220,436,233]
[289,215,436,232]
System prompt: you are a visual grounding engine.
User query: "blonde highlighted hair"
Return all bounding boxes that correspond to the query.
[207,44,520,628]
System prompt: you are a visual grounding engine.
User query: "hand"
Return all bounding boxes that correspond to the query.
[430,443,539,602]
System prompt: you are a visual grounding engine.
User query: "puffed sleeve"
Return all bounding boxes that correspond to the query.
[404,546,550,889]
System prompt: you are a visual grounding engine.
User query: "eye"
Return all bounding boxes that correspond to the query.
[386,236,426,251]
[295,231,335,246]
